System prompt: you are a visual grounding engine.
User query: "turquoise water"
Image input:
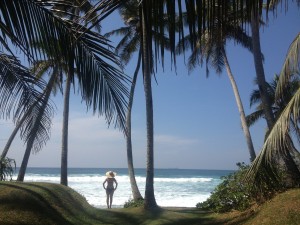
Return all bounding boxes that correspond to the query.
[13,167,233,208]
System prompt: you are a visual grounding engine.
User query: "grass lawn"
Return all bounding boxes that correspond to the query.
[0,182,300,225]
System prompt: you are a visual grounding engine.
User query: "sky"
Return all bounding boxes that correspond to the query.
[1,4,300,170]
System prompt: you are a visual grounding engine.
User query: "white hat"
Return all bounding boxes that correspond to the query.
[105,171,116,178]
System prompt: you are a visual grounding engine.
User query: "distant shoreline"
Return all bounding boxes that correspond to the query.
[15,166,236,171]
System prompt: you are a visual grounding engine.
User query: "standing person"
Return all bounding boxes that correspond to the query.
[103,171,118,208]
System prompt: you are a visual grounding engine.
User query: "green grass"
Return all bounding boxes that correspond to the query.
[0,182,300,225]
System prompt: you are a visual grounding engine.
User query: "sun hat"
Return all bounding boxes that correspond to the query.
[105,171,116,178]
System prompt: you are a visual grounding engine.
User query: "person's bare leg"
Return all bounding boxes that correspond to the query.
[106,194,109,208]
[109,192,114,208]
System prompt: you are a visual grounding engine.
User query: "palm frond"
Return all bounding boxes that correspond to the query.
[176,34,192,55]
[104,27,130,38]
[249,89,263,107]
[114,30,133,56]
[75,25,130,131]
[1,0,130,131]
[246,86,300,187]
[0,53,47,121]
[119,35,140,65]
[20,72,56,153]
[276,32,300,99]
[31,60,55,80]
[187,47,202,73]
[246,109,265,127]
[0,0,74,61]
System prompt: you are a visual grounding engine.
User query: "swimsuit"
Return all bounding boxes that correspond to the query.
[106,187,115,195]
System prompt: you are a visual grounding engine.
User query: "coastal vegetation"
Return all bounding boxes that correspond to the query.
[0,0,300,220]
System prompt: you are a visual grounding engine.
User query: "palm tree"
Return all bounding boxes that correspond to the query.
[177,7,257,162]
[247,75,300,133]
[17,54,67,182]
[104,12,143,198]
[17,71,57,181]
[132,0,253,210]
[109,0,298,206]
[246,33,300,190]
[54,0,101,186]
[250,8,276,130]
[1,1,130,180]
[0,54,51,161]
[105,0,170,201]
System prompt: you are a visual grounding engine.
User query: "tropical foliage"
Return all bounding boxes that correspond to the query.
[246,33,300,191]
[0,157,16,181]
[0,0,129,129]
[0,0,130,182]
[197,162,284,213]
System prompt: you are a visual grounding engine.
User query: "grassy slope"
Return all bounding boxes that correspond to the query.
[0,182,300,225]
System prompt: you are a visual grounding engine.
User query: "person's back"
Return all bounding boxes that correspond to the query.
[105,177,116,189]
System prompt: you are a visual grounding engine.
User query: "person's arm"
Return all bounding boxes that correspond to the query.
[103,179,107,189]
[114,179,118,190]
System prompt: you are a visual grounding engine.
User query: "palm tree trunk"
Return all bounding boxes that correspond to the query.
[60,72,71,186]
[281,135,300,187]
[251,10,275,129]
[1,92,44,160]
[223,51,256,162]
[1,115,28,160]
[126,48,143,200]
[17,73,56,181]
[141,4,157,209]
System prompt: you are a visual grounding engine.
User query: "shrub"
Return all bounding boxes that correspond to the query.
[196,162,253,212]
[0,157,16,181]
[123,198,144,208]
[196,162,286,213]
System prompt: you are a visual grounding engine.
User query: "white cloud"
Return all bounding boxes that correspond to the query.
[155,134,199,146]
[51,115,124,141]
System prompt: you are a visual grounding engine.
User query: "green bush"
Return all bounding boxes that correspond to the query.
[0,157,16,181]
[196,162,253,213]
[123,198,144,208]
[196,162,285,213]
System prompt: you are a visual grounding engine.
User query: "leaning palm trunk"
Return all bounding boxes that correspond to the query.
[126,49,143,200]
[223,51,256,162]
[251,11,275,129]
[1,109,32,160]
[60,71,72,186]
[1,88,47,160]
[278,135,300,187]
[141,5,157,209]
[17,73,56,181]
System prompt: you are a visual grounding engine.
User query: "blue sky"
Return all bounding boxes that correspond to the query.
[1,4,300,170]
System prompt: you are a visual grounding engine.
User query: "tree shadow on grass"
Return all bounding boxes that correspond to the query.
[163,207,256,225]
[0,182,73,225]
[0,182,141,225]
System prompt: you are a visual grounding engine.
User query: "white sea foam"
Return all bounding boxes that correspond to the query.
[12,168,229,208]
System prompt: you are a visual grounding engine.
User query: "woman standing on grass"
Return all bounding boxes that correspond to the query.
[103,171,118,208]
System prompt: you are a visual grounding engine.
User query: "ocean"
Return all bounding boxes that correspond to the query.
[12,168,233,208]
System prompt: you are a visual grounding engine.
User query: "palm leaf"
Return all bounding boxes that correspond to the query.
[0,53,47,121]
[119,35,140,65]
[276,33,300,99]
[20,72,56,153]
[246,109,265,127]
[246,87,300,187]
[1,0,130,131]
